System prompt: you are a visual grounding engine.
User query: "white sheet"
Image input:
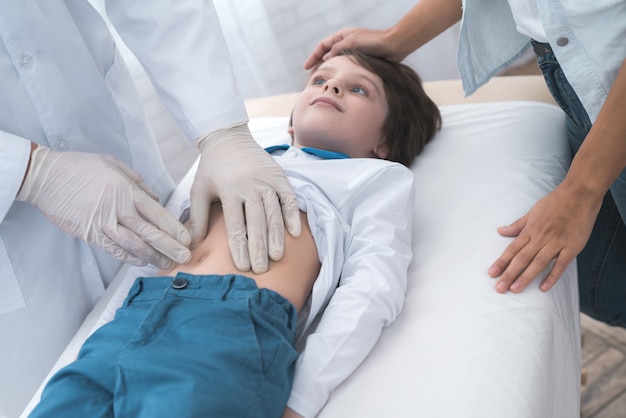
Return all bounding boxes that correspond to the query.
[21,101,580,418]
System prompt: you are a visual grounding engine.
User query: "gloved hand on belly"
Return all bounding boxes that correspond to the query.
[190,122,301,274]
[16,144,192,269]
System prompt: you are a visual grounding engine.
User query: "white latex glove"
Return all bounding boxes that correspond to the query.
[16,145,191,269]
[191,122,301,273]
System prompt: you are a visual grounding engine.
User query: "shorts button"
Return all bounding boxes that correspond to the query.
[172,278,188,289]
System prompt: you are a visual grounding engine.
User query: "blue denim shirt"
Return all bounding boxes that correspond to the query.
[458,0,626,122]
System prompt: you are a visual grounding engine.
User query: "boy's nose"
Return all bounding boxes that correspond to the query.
[324,83,341,95]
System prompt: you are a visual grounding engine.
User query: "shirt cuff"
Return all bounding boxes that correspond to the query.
[0,133,32,221]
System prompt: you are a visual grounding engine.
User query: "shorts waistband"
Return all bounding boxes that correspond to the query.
[128,273,296,325]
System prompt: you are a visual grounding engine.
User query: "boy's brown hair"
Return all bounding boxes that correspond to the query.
[302,49,442,167]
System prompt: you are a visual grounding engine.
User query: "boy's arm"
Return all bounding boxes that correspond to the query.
[287,165,415,418]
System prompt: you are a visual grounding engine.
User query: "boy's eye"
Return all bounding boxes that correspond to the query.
[313,78,326,86]
[351,86,367,96]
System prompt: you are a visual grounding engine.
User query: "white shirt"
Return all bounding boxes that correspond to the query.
[458,0,626,122]
[0,1,247,416]
[268,147,415,417]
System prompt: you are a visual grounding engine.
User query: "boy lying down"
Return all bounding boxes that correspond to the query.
[30,49,441,418]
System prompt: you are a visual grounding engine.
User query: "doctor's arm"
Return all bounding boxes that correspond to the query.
[104,0,301,274]
[489,59,626,293]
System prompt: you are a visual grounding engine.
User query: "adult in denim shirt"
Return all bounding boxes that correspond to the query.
[305,0,626,328]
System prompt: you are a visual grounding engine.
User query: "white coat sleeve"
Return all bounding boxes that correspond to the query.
[103,0,248,140]
[0,131,31,222]
[287,165,416,417]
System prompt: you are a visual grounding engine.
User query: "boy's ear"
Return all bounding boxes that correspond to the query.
[287,126,295,140]
[373,138,389,159]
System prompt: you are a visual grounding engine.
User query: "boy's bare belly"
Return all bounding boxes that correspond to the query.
[159,203,320,312]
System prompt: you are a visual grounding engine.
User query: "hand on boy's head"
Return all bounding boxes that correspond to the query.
[304,27,401,70]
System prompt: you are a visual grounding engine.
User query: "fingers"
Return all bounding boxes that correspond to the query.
[493,240,548,293]
[98,235,147,267]
[97,185,193,269]
[102,223,175,269]
[488,214,551,293]
[219,188,299,273]
[304,33,339,69]
[134,192,192,247]
[488,216,528,282]
[113,215,191,268]
[220,196,252,272]
[279,190,301,238]
[189,182,215,249]
[127,191,191,264]
[264,189,285,262]
[304,29,353,69]
[489,235,571,294]
[496,216,526,237]
[303,47,325,70]
[243,193,270,274]
[539,251,575,291]
[123,217,192,264]
[193,187,299,274]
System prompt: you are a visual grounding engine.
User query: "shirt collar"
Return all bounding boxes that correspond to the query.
[265,144,350,160]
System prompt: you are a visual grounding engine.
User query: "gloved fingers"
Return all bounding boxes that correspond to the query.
[220,196,252,272]
[243,194,270,274]
[133,192,192,262]
[263,189,285,262]
[98,230,149,267]
[110,157,160,201]
[189,182,217,249]
[105,242,146,267]
[103,222,176,269]
[278,190,302,238]
[118,212,191,266]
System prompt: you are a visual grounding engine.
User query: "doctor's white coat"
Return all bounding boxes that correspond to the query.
[0,1,246,415]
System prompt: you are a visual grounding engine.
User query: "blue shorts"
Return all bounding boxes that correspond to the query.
[30,273,298,418]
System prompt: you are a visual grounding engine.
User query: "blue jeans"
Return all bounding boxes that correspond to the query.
[533,41,626,328]
[30,274,298,418]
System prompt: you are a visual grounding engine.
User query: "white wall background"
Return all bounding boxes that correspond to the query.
[213,0,461,99]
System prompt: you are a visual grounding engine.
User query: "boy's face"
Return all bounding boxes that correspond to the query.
[291,55,389,159]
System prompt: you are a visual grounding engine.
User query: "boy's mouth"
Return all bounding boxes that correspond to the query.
[310,97,343,111]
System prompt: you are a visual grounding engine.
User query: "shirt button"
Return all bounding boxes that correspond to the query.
[20,54,33,68]
[172,278,188,289]
[287,151,297,158]
[57,139,69,150]
[556,37,569,47]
